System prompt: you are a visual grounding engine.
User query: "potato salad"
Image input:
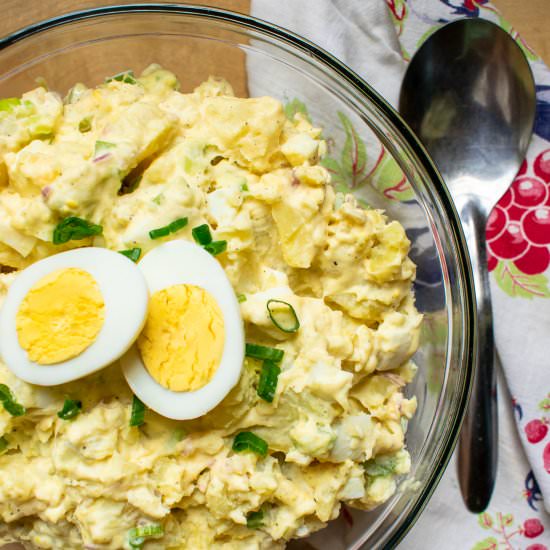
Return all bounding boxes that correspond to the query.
[0,66,422,549]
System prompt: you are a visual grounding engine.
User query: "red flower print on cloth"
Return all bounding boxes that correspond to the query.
[544,442,550,474]
[525,419,549,444]
[534,149,550,183]
[520,395,550,479]
[488,150,550,298]
[523,519,545,538]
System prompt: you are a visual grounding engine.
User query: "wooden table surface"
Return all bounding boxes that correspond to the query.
[492,0,550,65]
[1,0,252,98]
[3,1,550,66]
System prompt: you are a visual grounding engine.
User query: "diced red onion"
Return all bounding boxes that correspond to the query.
[93,152,112,163]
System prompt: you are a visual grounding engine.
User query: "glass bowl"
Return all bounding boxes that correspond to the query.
[0,5,475,549]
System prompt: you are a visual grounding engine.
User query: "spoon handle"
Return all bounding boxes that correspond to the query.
[456,200,498,512]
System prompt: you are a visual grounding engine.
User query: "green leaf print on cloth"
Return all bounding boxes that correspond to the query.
[473,511,546,549]
[494,261,550,299]
[321,112,367,190]
[320,112,414,202]
[472,538,498,550]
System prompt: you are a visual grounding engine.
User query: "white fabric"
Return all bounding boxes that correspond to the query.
[251,0,550,547]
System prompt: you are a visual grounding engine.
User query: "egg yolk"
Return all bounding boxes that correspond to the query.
[137,284,225,392]
[16,268,105,365]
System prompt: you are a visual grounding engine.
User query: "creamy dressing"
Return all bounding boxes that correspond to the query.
[0,66,420,549]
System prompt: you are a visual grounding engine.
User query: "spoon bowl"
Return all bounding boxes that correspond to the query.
[399,18,536,513]
[400,18,535,213]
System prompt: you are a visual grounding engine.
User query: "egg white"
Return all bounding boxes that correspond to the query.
[0,247,149,385]
[121,239,245,420]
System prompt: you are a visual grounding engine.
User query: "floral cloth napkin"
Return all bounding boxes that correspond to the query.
[251,0,550,547]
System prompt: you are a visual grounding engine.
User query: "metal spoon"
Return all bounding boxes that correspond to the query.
[399,18,536,512]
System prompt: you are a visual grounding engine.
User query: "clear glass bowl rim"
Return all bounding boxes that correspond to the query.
[0,4,476,549]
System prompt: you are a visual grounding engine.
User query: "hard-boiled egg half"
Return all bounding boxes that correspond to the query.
[0,247,149,385]
[121,240,245,420]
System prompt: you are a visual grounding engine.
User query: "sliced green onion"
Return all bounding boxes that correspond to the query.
[0,98,21,112]
[21,100,35,115]
[245,343,284,364]
[266,299,300,333]
[241,182,249,192]
[257,361,281,403]
[149,226,170,239]
[149,217,188,240]
[106,70,137,85]
[94,140,116,156]
[169,217,188,232]
[0,384,26,417]
[0,436,8,454]
[192,224,225,255]
[1,400,25,417]
[119,248,142,262]
[363,455,397,477]
[57,399,82,421]
[28,115,53,140]
[237,293,247,303]
[65,84,86,105]
[128,524,163,548]
[192,224,213,245]
[129,395,145,427]
[152,194,163,206]
[129,537,144,549]
[246,510,264,529]
[204,240,227,256]
[232,431,268,456]
[172,428,187,442]
[53,217,103,245]
[78,117,92,133]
